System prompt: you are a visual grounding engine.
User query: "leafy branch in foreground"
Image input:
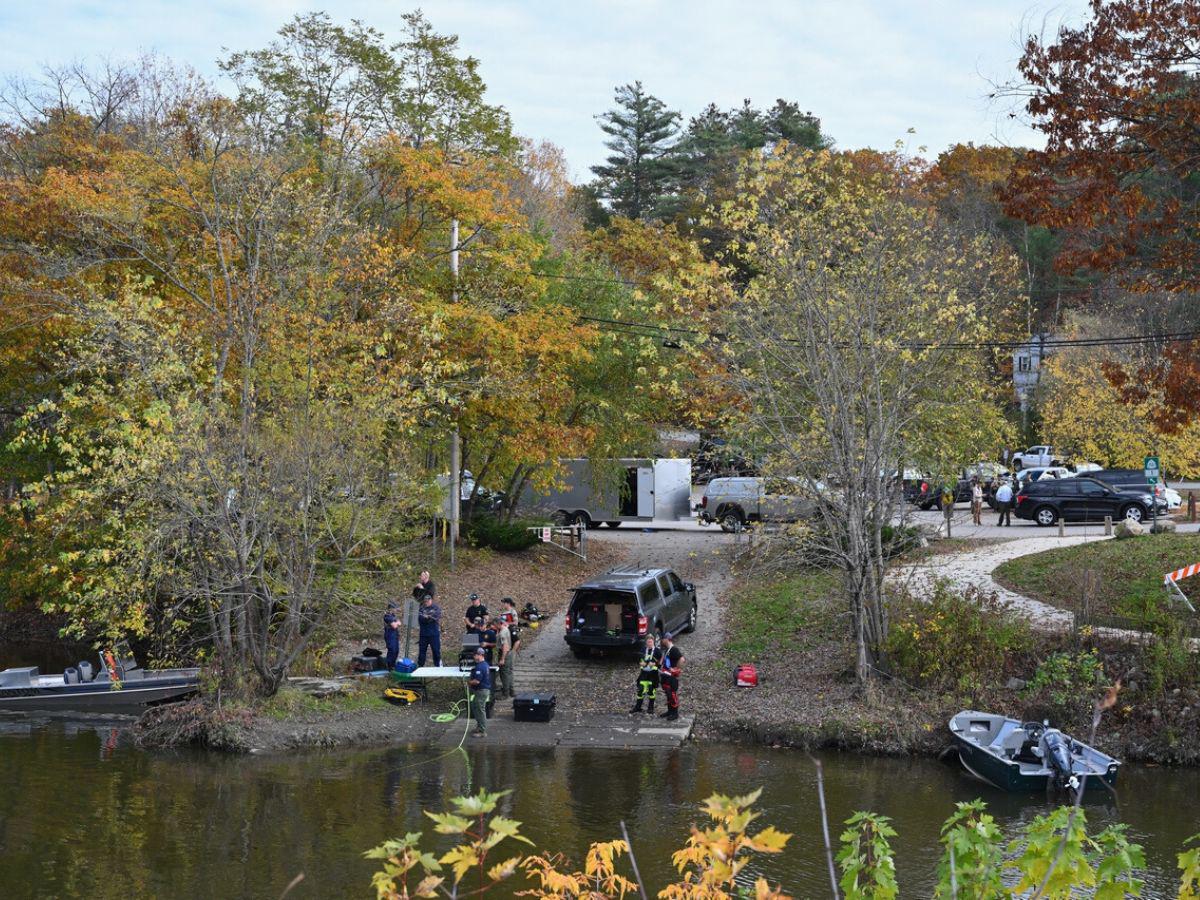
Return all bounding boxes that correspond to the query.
[367,784,1200,898]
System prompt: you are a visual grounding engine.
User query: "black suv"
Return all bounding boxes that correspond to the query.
[1087,468,1168,502]
[565,568,697,658]
[1013,477,1159,527]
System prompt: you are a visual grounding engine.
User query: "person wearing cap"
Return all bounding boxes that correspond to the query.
[658,633,684,721]
[630,633,661,714]
[383,602,402,672]
[493,614,514,699]
[463,593,488,632]
[500,597,521,654]
[467,646,492,737]
[416,593,442,668]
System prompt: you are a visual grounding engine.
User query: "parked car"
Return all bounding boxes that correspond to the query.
[914,463,1005,510]
[1164,486,1183,510]
[698,476,815,531]
[564,567,697,658]
[1013,477,1160,526]
[1014,466,1074,488]
[1070,462,1103,474]
[1086,468,1169,504]
[1012,446,1061,469]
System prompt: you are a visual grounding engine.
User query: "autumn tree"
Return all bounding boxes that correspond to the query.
[1004,0,1200,427]
[719,148,1012,683]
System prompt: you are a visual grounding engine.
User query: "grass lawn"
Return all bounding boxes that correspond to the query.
[994,533,1200,623]
[724,569,841,660]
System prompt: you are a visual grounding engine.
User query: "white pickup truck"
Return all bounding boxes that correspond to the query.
[1011,445,1061,470]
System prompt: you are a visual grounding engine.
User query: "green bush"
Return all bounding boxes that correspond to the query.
[465,515,541,552]
[1022,649,1105,718]
[885,581,1031,693]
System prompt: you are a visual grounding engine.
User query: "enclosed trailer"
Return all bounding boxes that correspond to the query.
[521,458,692,527]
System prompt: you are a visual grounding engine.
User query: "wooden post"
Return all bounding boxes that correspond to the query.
[1058,519,1065,537]
[1190,491,1197,523]
[1104,515,1112,536]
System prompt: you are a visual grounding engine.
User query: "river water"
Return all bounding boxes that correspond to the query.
[0,716,1196,898]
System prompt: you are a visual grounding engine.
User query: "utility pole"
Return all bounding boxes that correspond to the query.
[449,218,461,571]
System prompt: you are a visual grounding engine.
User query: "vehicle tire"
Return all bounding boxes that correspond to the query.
[571,646,590,660]
[1120,504,1145,523]
[604,521,622,528]
[570,510,593,529]
[718,506,745,532]
[1034,506,1058,527]
[682,602,698,634]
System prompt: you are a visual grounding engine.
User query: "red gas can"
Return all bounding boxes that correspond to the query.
[734,664,758,687]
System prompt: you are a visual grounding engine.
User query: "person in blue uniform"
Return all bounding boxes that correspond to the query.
[468,647,491,738]
[630,634,661,714]
[383,603,402,671]
[416,593,442,667]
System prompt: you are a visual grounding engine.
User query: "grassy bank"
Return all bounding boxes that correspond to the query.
[994,533,1200,620]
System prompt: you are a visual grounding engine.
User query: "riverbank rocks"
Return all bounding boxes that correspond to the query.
[1151,519,1178,534]
[1114,520,1145,539]
[1004,677,1027,691]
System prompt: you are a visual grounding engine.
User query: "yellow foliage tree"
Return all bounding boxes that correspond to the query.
[1040,349,1200,478]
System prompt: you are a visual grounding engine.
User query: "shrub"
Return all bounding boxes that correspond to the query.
[464,515,541,552]
[1022,649,1106,719]
[885,581,1032,693]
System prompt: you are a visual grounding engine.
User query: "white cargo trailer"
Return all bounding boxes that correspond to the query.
[521,458,692,528]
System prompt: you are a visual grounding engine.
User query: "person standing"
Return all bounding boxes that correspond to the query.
[493,614,514,699]
[500,597,522,655]
[463,593,489,632]
[416,593,442,668]
[995,478,1014,527]
[971,478,984,526]
[383,603,401,671]
[479,618,498,665]
[658,633,684,721]
[630,634,661,714]
[413,570,436,601]
[468,647,491,738]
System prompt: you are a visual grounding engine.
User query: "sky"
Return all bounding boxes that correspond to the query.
[0,0,1094,180]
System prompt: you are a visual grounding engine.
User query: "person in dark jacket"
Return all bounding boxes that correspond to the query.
[416,593,442,667]
[658,633,684,721]
[463,593,488,631]
[468,647,491,737]
[383,603,401,671]
[413,570,436,601]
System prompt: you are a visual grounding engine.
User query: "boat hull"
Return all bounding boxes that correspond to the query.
[0,674,199,712]
[952,733,1119,793]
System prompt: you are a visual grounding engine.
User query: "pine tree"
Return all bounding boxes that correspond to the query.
[590,82,680,220]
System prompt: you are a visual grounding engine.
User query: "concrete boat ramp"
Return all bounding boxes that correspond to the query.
[429,710,695,750]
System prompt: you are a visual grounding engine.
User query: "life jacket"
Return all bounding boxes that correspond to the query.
[639,647,661,674]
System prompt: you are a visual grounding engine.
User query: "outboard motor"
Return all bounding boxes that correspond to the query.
[63,666,81,685]
[1041,728,1079,792]
[77,661,95,682]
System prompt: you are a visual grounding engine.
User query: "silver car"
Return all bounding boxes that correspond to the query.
[698,476,816,531]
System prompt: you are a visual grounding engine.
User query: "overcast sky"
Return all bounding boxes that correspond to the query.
[1,1,1092,180]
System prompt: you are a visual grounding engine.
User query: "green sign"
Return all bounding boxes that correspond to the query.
[1144,455,1161,485]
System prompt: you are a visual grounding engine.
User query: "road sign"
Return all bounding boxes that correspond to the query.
[1144,455,1161,485]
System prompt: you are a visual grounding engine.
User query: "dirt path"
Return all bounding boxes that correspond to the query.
[890,534,1111,628]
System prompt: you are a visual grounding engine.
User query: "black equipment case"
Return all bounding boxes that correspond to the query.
[513,692,556,722]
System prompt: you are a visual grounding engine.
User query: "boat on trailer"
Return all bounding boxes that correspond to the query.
[0,645,199,713]
[949,710,1120,793]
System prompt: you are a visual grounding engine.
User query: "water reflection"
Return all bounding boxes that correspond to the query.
[0,719,1196,898]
